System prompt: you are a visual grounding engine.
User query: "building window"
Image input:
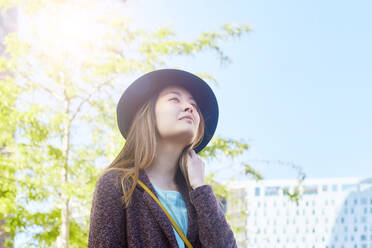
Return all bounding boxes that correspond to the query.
[254,187,260,196]
[322,185,328,192]
[342,184,355,191]
[304,185,318,195]
[361,216,366,223]
[361,198,367,205]
[264,186,279,196]
[332,184,338,191]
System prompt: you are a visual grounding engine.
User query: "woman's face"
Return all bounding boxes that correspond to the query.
[155,85,201,146]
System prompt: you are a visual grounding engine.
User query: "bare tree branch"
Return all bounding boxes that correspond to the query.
[70,77,115,122]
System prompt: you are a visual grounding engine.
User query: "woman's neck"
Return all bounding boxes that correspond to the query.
[144,140,184,190]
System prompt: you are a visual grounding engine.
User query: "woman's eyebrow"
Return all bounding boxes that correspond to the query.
[166,90,195,101]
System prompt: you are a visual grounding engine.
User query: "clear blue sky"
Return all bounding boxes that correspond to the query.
[124,0,372,180]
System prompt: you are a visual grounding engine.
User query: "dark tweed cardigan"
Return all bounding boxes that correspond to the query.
[88,168,237,248]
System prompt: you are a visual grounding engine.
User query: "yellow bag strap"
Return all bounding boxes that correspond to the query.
[137,179,193,248]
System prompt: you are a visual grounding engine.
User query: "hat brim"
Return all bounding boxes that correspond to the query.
[116,69,219,153]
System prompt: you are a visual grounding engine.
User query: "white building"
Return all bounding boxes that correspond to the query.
[226,177,372,248]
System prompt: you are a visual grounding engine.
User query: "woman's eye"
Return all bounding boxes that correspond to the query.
[170,98,197,108]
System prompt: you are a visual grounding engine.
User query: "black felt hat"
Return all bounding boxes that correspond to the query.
[116,69,219,153]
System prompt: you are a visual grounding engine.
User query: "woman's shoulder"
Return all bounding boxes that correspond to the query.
[95,169,124,195]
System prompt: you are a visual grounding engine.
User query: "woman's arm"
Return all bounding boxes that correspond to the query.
[88,170,127,248]
[190,184,238,248]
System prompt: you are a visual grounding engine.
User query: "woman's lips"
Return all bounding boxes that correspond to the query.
[180,116,194,122]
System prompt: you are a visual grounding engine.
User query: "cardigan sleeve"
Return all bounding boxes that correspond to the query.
[88,170,127,248]
[190,185,237,248]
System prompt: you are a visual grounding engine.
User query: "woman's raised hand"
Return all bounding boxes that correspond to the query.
[186,149,206,190]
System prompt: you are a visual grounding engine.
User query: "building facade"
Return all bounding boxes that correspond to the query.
[226,177,372,248]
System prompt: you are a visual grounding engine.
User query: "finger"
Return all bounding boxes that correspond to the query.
[188,151,193,159]
[189,150,194,157]
[191,149,196,157]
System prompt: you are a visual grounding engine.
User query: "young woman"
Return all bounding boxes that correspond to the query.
[88,69,237,248]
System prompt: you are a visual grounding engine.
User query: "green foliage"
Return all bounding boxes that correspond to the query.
[199,136,249,159]
[243,163,263,181]
[282,173,306,204]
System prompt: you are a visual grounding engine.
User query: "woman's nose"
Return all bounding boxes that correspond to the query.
[183,103,194,113]
[184,107,193,113]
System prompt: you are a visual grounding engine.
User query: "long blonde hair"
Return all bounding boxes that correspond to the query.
[103,88,205,208]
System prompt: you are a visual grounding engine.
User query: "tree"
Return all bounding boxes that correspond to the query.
[0,0,304,247]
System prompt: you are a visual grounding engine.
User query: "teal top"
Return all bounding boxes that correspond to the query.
[152,184,188,248]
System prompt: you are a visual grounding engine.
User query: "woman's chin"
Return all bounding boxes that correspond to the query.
[160,129,195,143]
[176,129,196,144]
